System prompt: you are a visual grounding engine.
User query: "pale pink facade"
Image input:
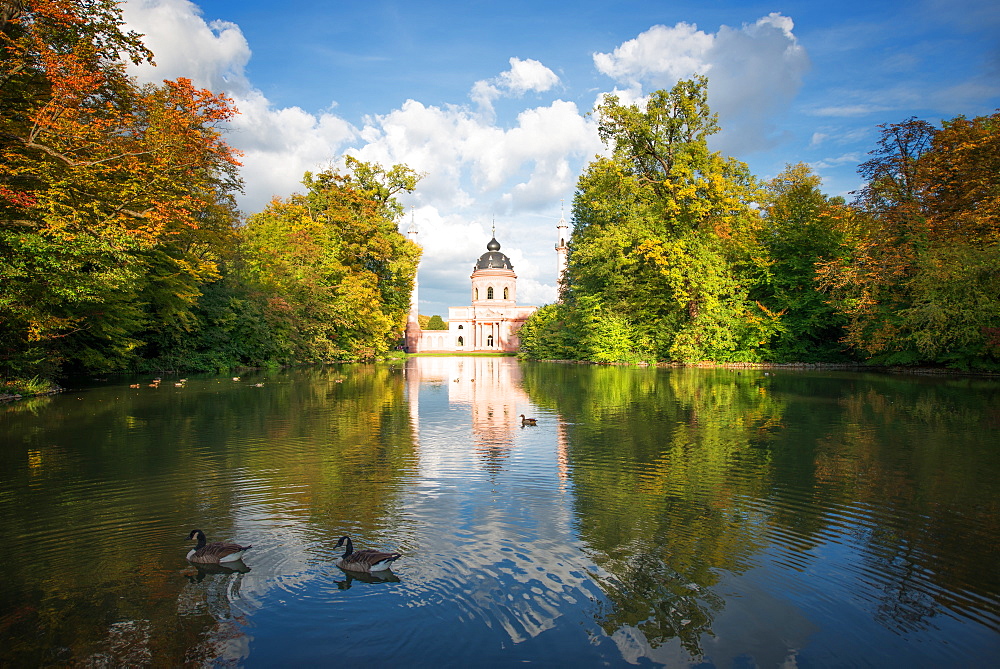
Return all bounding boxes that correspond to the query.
[406,237,538,353]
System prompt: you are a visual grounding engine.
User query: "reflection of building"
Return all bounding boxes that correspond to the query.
[406,222,563,352]
[404,356,532,475]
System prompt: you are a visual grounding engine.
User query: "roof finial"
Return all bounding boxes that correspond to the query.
[407,205,418,235]
[491,216,496,239]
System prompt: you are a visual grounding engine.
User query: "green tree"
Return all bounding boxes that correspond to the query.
[425,315,447,330]
[553,77,775,363]
[239,159,421,362]
[517,303,577,361]
[755,163,849,362]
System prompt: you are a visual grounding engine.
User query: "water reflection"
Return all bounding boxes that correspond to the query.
[1,361,998,666]
[405,356,532,478]
[522,363,1000,663]
[334,569,400,590]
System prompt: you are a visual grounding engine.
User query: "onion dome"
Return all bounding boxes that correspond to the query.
[475,238,513,270]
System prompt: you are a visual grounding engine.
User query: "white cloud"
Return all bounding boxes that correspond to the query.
[499,57,561,95]
[809,104,892,117]
[809,152,863,169]
[120,1,813,314]
[122,0,252,95]
[593,22,713,86]
[122,0,357,213]
[593,14,810,156]
[471,57,561,114]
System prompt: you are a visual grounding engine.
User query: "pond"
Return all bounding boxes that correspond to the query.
[1,357,998,666]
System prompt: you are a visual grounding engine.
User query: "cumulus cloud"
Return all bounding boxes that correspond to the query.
[594,22,713,86]
[593,13,810,155]
[122,0,357,212]
[120,1,812,313]
[471,57,561,114]
[349,97,599,306]
[122,0,252,95]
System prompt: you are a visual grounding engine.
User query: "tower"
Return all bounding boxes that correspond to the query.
[471,236,517,306]
[404,209,422,352]
[555,200,569,285]
[406,208,419,325]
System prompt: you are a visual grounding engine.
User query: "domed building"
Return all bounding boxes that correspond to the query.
[405,224,561,352]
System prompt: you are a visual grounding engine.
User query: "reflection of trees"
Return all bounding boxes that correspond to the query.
[590,552,725,657]
[810,375,1000,634]
[523,364,784,659]
[0,364,416,665]
[524,363,1000,648]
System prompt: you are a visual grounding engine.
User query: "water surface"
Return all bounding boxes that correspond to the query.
[1,358,998,666]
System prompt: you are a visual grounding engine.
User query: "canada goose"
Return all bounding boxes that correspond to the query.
[334,535,401,573]
[186,529,251,564]
[520,414,537,426]
[174,382,185,387]
[129,384,140,389]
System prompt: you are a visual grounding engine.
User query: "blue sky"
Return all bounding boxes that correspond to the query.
[121,0,1000,317]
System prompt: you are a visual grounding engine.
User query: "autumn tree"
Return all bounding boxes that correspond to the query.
[0,0,243,377]
[819,113,1000,369]
[755,163,849,362]
[239,159,421,362]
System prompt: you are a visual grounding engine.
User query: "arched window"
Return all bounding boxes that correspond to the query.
[503,287,509,299]
[457,324,463,329]
[457,336,464,347]
[475,288,479,300]
[487,287,494,300]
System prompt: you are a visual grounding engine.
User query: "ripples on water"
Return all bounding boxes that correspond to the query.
[1,361,998,666]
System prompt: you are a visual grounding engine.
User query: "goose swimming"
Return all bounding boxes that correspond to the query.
[186,529,251,564]
[334,535,401,573]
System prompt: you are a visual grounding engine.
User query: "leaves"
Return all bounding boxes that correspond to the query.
[239,159,421,363]
[819,111,1000,369]
[555,77,770,363]
[1,0,242,376]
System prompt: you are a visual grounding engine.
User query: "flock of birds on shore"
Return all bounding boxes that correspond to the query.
[128,377,265,389]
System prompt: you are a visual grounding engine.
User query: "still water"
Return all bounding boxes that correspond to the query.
[1,357,998,666]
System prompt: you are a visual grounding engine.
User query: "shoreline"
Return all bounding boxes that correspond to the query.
[4,359,997,404]
[530,359,1000,377]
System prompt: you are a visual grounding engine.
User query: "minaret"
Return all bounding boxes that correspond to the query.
[407,207,419,325]
[405,208,421,352]
[555,199,569,285]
